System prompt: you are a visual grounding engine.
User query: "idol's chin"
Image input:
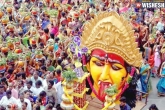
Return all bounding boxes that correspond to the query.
[91,85,122,104]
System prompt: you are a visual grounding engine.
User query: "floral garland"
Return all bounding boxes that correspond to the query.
[69,36,88,58]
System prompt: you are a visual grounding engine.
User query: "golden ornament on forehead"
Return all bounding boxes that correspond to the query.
[81,11,142,67]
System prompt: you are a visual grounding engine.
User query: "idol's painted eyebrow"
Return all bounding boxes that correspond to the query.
[92,55,120,64]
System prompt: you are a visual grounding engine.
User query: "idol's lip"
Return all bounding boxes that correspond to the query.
[98,81,112,85]
[97,81,113,101]
[98,81,112,87]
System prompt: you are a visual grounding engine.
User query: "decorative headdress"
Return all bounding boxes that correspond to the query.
[80,11,142,67]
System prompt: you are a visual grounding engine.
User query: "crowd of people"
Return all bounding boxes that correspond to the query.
[0,0,164,109]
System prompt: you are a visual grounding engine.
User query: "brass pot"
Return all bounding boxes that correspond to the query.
[6,7,12,13]
[0,11,4,19]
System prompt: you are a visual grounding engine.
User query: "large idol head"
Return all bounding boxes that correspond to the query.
[80,11,142,104]
[87,49,127,101]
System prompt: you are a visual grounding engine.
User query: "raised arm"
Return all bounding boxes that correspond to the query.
[143,41,148,49]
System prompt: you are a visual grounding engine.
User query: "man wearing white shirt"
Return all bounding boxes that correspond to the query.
[30,71,43,87]
[17,93,32,110]
[23,80,36,95]
[54,81,63,109]
[0,90,20,108]
[34,80,44,96]
[16,80,25,96]
[43,74,51,89]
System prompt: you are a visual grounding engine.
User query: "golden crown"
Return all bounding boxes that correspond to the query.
[81,11,142,67]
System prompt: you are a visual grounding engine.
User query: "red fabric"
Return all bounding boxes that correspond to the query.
[8,74,15,82]
[42,97,47,106]
[148,54,154,68]
[40,33,49,45]
[56,75,61,82]
[26,67,30,77]
[104,0,109,7]
[55,48,61,57]
[132,22,140,30]
[0,65,6,71]
[61,19,68,25]
[45,34,49,41]
[91,49,124,66]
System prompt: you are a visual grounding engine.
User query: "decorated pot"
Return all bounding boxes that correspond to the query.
[80,9,85,14]
[66,82,74,89]
[60,101,74,110]
[7,24,14,32]
[47,45,54,52]
[64,88,74,95]
[31,11,37,15]
[7,42,14,50]
[14,49,22,54]
[54,3,59,7]
[31,30,36,35]
[26,56,30,61]
[62,94,73,103]
[16,60,24,68]
[1,17,9,24]
[31,8,38,15]
[25,54,31,61]
[67,5,72,11]
[1,46,9,53]
[0,11,4,19]
[104,102,116,110]
[24,15,31,21]
[31,39,36,45]
[35,54,43,59]
[105,95,116,103]
[6,7,12,14]
[74,13,79,18]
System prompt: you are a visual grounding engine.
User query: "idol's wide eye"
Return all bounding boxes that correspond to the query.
[93,61,104,66]
[112,64,121,70]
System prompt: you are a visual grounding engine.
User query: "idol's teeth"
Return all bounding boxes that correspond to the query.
[109,84,112,86]
[98,81,101,85]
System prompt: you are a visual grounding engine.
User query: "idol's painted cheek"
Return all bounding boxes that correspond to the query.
[89,56,127,99]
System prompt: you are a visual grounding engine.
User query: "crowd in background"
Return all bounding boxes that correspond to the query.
[0,0,164,109]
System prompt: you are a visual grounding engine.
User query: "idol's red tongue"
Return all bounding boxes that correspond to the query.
[98,82,110,101]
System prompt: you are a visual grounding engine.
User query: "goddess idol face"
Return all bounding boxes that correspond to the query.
[87,49,128,101]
